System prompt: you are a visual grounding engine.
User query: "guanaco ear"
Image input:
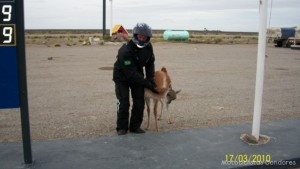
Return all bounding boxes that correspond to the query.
[175,90,181,94]
[161,67,167,73]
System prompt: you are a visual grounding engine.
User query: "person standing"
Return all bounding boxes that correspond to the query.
[113,23,159,135]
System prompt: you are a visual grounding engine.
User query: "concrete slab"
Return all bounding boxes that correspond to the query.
[1,118,299,169]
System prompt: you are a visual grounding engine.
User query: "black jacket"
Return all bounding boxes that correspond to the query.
[113,40,155,86]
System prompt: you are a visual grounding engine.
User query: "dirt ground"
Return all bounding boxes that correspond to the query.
[0,42,299,143]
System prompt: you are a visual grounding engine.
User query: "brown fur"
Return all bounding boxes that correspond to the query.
[144,67,180,132]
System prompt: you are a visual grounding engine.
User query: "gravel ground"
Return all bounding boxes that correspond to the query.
[0,43,299,142]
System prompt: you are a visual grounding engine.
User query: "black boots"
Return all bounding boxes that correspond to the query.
[117,128,146,135]
[130,128,145,134]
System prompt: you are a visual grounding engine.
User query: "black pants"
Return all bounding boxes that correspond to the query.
[115,82,145,131]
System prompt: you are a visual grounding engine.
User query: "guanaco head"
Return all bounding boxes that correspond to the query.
[166,87,181,104]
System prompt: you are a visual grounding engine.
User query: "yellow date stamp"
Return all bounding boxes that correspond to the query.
[224,154,271,163]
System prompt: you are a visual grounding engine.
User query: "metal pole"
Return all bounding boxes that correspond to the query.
[15,0,32,164]
[103,0,106,38]
[110,0,113,36]
[252,0,268,140]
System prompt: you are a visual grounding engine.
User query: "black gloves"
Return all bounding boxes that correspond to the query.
[144,79,159,94]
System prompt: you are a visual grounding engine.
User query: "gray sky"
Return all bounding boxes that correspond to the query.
[25,0,300,32]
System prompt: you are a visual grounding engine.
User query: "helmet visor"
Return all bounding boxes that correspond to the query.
[133,34,150,48]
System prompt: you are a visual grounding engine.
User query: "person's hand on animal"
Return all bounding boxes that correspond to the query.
[145,80,159,94]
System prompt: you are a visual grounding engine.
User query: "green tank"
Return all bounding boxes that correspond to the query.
[163,30,189,41]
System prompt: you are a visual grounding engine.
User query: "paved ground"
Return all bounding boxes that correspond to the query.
[1,118,300,169]
[0,43,299,142]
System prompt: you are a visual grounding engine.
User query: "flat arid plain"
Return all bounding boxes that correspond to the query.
[0,39,299,142]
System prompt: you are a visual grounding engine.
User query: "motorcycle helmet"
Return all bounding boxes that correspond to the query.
[132,23,152,48]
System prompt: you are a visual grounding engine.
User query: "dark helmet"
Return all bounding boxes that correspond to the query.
[132,23,152,48]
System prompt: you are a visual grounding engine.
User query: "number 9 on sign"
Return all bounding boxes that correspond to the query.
[1,5,12,22]
[0,24,15,45]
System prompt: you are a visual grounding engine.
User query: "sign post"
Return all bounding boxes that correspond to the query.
[0,0,32,164]
[16,0,32,164]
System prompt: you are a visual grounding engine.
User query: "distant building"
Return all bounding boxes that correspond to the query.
[111,24,129,42]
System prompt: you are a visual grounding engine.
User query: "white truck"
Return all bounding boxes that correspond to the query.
[267,26,300,48]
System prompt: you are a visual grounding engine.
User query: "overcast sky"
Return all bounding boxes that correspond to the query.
[24,0,299,32]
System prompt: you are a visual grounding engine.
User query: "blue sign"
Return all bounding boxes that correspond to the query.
[0,0,19,108]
